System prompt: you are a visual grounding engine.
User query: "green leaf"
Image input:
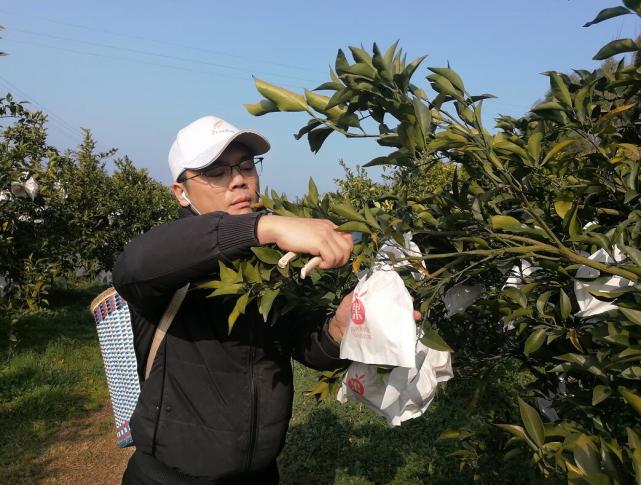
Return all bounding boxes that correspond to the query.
[383,40,399,70]
[619,386,641,417]
[524,328,546,356]
[294,119,322,141]
[527,130,543,161]
[304,89,345,119]
[565,205,582,239]
[560,289,572,320]
[307,127,333,153]
[493,140,529,161]
[495,424,532,443]
[253,77,308,112]
[554,198,573,219]
[243,99,279,116]
[258,288,280,322]
[308,177,319,206]
[437,430,465,441]
[490,215,520,229]
[503,287,527,307]
[427,67,465,92]
[621,245,641,266]
[622,366,641,379]
[624,0,641,15]
[549,72,572,107]
[542,140,575,165]
[336,221,371,234]
[332,201,367,222]
[595,103,636,126]
[583,7,631,27]
[228,293,250,333]
[412,97,432,137]
[592,385,612,405]
[251,247,282,265]
[334,48,350,73]
[348,45,375,68]
[619,306,641,326]
[420,327,453,352]
[627,428,641,483]
[325,87,355,111]
[363,206,380,230]
[219,260,242,284]
[531,101,565,113]
[555,353,606,377]
[572,435,602,477]
[241,262,262,284]
[470,93,497,102]
[427,73,462,99]
[518,397,545,448]
[208,283,244,297]
[593,38,638,60]
[536,291,552,317]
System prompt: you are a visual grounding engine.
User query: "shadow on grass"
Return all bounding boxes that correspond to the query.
[281,364,541,485]
[0,284,109,484]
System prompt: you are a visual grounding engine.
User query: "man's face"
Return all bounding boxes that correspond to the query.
[171,142,260,215]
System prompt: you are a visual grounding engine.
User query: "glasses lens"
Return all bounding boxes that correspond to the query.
[254,158,263,175]
[239,159,256,171]
[202,166,227,178]
[199,158,262,180]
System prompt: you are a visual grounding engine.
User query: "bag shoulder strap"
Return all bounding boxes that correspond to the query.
[145,283,189,379]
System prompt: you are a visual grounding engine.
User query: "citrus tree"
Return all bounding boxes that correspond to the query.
[0,98,178,335]
[198,2,641,482]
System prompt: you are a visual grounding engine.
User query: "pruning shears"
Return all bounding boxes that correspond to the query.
[278,232,363,279]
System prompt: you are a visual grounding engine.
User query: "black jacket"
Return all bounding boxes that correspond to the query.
[112,209,345,480]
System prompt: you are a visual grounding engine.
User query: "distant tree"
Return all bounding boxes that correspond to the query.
[0,98,177,327]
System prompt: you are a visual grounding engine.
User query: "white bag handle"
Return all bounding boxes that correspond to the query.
[144,283,189,379]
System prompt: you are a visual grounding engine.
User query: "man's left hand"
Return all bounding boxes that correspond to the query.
[328,292,422,344]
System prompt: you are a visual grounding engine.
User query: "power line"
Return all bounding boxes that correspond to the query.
[0,74,82,137]
[0,8,323,75]
[3,38,307,90]
[8,26,320,84]
[0,75,84,144]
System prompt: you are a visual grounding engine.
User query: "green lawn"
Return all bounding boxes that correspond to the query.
[281,363,538,484]
[0,284,109,483]
[1,285,539,484]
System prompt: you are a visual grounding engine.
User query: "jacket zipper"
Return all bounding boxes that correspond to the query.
[245,326,258,471]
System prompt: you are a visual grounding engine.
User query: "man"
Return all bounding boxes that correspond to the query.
[113,115,355,484]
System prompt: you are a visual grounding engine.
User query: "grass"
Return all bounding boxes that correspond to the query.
[280,363,539,484]
[0,284,109,483]
[1,284,541,484]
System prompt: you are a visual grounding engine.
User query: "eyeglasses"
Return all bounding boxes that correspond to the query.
[182,157,263,182]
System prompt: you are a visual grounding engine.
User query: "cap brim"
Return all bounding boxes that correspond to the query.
[186,130,271,173]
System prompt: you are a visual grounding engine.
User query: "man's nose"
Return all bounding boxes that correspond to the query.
[228,166,247,188]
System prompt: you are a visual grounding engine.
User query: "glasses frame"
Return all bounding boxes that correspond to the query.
[180,157,263,183]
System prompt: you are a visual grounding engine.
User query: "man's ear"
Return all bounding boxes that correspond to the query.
[171,181,190,208]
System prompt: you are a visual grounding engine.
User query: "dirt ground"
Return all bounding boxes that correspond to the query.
[35,405,133,485]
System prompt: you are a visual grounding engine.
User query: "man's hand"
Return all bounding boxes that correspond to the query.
[257,215,353,270]
[327,292,422,344]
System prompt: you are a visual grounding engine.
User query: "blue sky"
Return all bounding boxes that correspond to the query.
[2,1,639,196]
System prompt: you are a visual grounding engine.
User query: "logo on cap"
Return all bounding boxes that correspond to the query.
[212,119,234,135]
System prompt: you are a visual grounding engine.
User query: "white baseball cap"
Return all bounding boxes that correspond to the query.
[168,115,270,181]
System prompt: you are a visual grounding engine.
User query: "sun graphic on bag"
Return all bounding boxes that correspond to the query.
[347,374,365,396]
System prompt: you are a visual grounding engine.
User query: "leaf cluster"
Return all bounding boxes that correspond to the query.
[237,4,641,481]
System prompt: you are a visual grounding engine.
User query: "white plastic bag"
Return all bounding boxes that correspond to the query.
[376,232,426,281]
[339,268,417,368]
[574,246,634,317]
[337,341,453,426]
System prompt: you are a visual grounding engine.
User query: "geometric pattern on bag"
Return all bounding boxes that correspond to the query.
[90,287,139,447]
